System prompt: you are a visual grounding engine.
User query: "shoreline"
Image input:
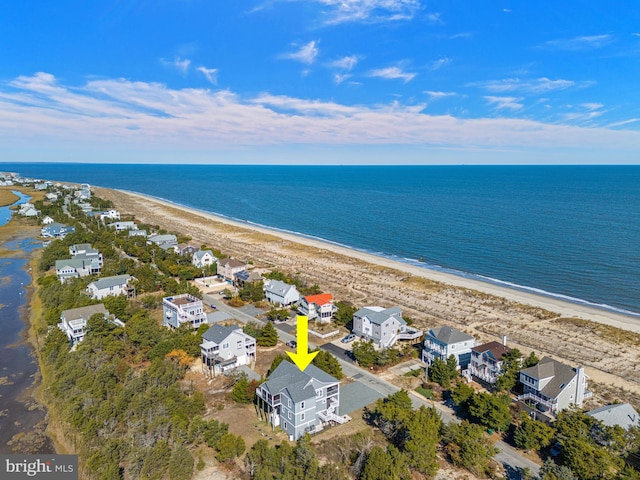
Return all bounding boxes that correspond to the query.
[116,188,640,334]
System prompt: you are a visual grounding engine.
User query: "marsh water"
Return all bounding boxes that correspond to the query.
[0,193,54,453]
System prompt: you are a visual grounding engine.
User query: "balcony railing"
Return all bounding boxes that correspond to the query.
[517,393,558,411]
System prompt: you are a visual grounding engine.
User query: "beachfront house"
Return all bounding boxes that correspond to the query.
[200,324,256,377]
[587,403,640,431]
[517,357,591,415]
[468,337,513,385]
[58,304,109,345]
[264,280,300,306]
[109,221,137,232]
[86,275,135,300]
[162,293,207,329]
[192,249,217,269]
[298,293,337,323]
[55,247,103,282]
[216,258,247,283]
[128,229,147,237]
[256,361,347,441]
[352,306,422,348]
[148,233,178,250]
[422,326,476,369]
[41,222,75,239]
[174,243,199,256]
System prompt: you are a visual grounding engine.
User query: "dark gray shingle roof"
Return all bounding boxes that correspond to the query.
[354,306,405,326]
[428,325,475,344]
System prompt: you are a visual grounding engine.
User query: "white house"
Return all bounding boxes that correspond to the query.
[264,280,300,306]
[41,215,55,225]
[109,221,137,232]
[422,326,476,369]
[162,293,207,329]
[58,304,109,345]
[518,357,591,415]
[200,324,256,376]
[148,233,178,250]
[352,306,422,348]
[468,338,513,385]
[86,275,135,300]
[588,403,639,431]
[298,293,337,323]
[19,203,40,217]
[192,249,217,269]
[55,258,102,282]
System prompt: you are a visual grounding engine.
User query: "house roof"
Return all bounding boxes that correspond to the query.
[304,293,333,306]
[194,249,216,261]
[354,306,405,326]
[62,304,108,322]
[218,258,246,268]
[202,324,244,344]
[56,258,89,269]
[471,341,511,361]
[520,357,580,400]
[89,275,131,291]
[428,325,475,345]
[148,233,177,243]
[71,243,92,251]
[262,360,338,402]
[587,403,640,431]
[264,280,298,297]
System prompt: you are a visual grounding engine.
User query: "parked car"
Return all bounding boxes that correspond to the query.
[341,334,356,344]
[286,340,297,349]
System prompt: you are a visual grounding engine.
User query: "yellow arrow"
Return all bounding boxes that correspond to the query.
[286,315,318,372]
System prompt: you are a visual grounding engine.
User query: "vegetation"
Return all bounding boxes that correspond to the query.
[443,420,498,478]
[352,340,377,368]
[333,301,357,326]
[429,355,459,388]
[238,280,265,302]
[513,415,555,451]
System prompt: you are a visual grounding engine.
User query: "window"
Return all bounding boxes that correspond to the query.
[288,411,292,420]
[301,413,305,421]
[237,341,242,349]
[288,399,291,407]
[284,422,287,429]
[300,401,305,409]
[316,389,322,398]
[222,343,229,349]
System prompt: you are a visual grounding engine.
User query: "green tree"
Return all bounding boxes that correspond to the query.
[443,420,498,478]
[467,392,512,432]
[430,357,452,388]
[539,459,578,480]
[360,446,411,480]
[215,433,246,463]
[334,301,356,326]
[451,381,475,407]
[446,354,459,379]
[513,415,555,451]
[232,374,252,403]
[352,340,377,368]
[402,406,441,476]
[562,437,622,480]
[523,351,539,368]
[258,321,278,346]
[312,350,343,379]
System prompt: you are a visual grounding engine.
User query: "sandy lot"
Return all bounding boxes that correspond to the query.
[98,188,640,407]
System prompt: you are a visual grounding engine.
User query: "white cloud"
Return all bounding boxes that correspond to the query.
[606,118,640,128]
[283,41,319,64]
[484,96,524,110]
[474,77,576,93]
[334,73,352,85]
[430,57,450,70]
[541,34,614,51]
[196,66,218,85]
[329,55,359,70]
[582,102,604,111]
[424,91,456,99]
[426,12,443,24]
[161,56,191,75]
[2,72,640,158]
[306,0,422,24]
[369,66,416,82]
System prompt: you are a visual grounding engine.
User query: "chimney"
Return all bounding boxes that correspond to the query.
[502,335,507,347]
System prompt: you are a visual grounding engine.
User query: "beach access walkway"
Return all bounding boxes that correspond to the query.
[202,293,541,476]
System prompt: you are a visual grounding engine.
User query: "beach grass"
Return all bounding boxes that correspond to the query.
[0,188,19,206]
[554,317,640,347]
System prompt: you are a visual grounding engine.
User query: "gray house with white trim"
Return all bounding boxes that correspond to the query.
[264,279,300,306]
[257,361,347,440]
[86,275,135,300]
[518,357,591,415]
[352,306,422,348]
[200,324,256,376]
[422,325,476,369]
[58,304,109,344]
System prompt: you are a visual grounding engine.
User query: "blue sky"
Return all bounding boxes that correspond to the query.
[1,1,639,164]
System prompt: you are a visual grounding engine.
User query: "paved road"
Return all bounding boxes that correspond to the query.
[201,295,540,476]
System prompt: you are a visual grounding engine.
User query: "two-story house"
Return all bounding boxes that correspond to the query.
[518,357,591,415]
[58,304,109,344]
[200,324,256,376]
[69,244,103,267]
[217,258,247,283]
[108,221,137,232]
[148,233,178,249]
[86,275,135,300]
[55,257,102,282]
[422,326,476,369]
[469,337,512,385]
[192,249,217,269]
[256,361,347,441]
[264,280,300,306]
[41,222,75,239]
[162,293,207,329]
[352,306,422,348]
[298,293,337,323]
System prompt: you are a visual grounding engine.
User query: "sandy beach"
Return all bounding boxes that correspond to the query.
[99,187,640,404]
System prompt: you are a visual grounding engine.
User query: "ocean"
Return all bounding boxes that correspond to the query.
[2,163,639,316]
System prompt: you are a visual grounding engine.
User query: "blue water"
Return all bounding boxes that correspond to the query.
[0,190,31,227]
[2,163,639,316]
